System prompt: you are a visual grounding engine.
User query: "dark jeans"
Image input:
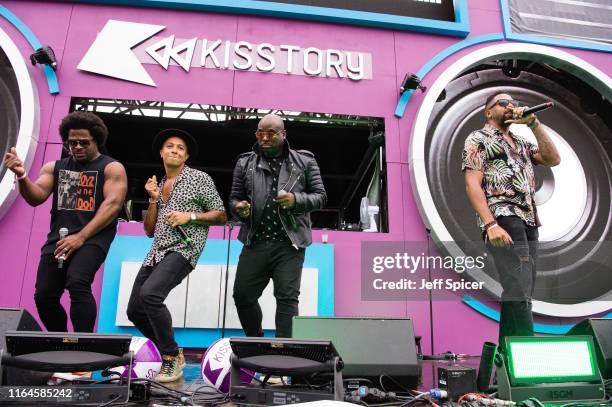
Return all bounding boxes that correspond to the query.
[486,216,539,350]
[233,241,305,338]
[126,252,192,356]
[34,245,106,332]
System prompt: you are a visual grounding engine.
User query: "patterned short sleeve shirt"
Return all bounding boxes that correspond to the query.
[143,165,225,268]
[462,124,540,230]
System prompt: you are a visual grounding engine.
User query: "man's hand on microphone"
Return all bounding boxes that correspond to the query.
[54,233,86,260]
[165,211,190,227]
[235,201,251,219]
[275,191,295,210]
[504,106,537,126]
[4,147,26,178]
[486,225,513,248]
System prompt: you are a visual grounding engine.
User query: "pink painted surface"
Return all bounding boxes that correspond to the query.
[0,1,610,354]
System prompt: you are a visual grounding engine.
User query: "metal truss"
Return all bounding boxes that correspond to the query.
[72,97,382,127]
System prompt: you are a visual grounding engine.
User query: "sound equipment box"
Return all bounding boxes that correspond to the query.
[293,317,420,390]
[567,318,612,379]
[0,308,51,385]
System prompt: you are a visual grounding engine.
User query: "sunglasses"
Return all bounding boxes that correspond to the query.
[66,139,92,147]
[255,128,285,140]
[488,99,521,109]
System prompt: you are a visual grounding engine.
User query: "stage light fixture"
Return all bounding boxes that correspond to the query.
[29,46,57,70]
[497,336,605,403]
[400,72,426,94]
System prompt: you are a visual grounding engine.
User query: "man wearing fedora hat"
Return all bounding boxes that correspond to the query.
[126,128,226,383]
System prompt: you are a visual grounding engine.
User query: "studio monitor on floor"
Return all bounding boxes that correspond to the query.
[293,316,420,390]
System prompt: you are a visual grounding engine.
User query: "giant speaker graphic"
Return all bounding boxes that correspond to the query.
[410,43,612,317]
[0,27,39,220]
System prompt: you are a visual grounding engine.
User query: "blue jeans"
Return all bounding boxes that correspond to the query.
[486,216,539,350]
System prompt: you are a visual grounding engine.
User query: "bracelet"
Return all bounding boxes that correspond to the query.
[148,198,159,204]
[487,224,500,232]
[528,118,540,129]
[15,171,27,181]
[484,220,497,230]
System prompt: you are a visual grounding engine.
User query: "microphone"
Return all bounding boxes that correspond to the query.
[175,225,192,245]
[278,190,297,229]
[522,101,554,116]
[58,227,68,269]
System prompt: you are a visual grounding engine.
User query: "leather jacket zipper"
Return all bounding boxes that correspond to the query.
[278,163,299,248]
[246,165,255,246]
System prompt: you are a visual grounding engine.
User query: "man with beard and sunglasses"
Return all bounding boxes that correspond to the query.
[230,114,326,338]
[3,111,127,334]
[462,93,560,350]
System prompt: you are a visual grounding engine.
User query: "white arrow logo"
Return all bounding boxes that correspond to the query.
[77,20,165,87]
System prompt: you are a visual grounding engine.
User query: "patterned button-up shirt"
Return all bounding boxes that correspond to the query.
[252,156,291,243]
[462,124,540,230]
[143,165,225,268]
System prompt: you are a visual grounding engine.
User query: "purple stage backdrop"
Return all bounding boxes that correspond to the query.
[0,0,610,355]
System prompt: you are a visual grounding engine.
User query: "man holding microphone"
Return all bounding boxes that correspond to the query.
[126,129,226,383]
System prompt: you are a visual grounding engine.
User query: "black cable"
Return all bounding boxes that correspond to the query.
[98,395,123,407]
[379,374,412,393]
[220,221,235,338]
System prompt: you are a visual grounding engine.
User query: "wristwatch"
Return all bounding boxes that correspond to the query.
[190,212,197,223]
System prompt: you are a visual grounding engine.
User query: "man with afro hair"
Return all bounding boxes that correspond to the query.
[4,111,127,333]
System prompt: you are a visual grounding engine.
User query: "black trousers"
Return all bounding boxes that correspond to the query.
[486,215,539,350]
[34,245,106,332]
[233,241,305,338]
[126,252,192,356]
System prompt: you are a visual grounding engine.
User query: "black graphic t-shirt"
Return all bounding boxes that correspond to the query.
[42,154,119,255]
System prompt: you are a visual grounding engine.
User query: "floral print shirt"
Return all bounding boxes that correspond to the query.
[462,124,540,230]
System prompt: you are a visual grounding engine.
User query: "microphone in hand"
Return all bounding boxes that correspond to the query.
[58,227,68,269]
[277,190,297,229]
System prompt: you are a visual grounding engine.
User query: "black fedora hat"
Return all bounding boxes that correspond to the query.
[152,128,199,159]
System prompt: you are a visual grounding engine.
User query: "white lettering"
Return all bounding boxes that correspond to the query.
[224,40,231,68]
[346,52,364,80]
[280,44,300,73]
[256,43,276,72]
[326,49,344,78]
[200,39,221,68]
[233,41,253,70]
[303,47,323,76]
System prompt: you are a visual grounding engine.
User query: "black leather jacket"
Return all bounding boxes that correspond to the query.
[229,142,327,248]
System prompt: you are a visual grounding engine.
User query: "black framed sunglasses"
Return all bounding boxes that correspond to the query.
[488,99,521,109]
[65,139,92,148]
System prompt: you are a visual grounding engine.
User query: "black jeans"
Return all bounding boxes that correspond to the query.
[233,241,305,338]
[34,245,106,332]
[126,252,192,356]
[486,216,539,350]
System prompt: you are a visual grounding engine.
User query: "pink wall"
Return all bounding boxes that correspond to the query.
[1,1,610,354]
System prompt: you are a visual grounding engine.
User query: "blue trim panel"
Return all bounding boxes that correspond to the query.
[394,33,504,118]
[74,0,470,37]
[98,235,334,348]
[0,5,60,94]
[500,0,612,54]
[463,295,612,335]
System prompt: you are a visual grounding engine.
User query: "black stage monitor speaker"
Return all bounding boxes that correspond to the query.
[293,317,419,390]
[0,307,51,385]
[567,318,612,379]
